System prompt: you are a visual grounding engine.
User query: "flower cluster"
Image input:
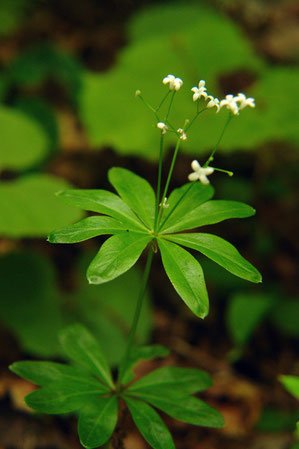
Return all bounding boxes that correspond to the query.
[220,93,255,115]
[191,80,255,115]
[154,75,256,186]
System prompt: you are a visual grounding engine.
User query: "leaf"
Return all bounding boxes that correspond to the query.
[125,397,175,449]
[0,174,83,238]
[121,345,170,385]
[0,105,48,170]
[128,389,224,428]
[160,183,214,232]
[0,251,65,357]
[57,189,146,231]
[161,200,255,234]
[128,366,212,395]
[87,232,152,284]
[227,293,274,346]
[9,361,106,389]
[25,381,105,414]
[59,324,113,389]
[78,396,118,449]
[165,233,262,283]
[48,216,126,243]
[270,299,299,337]
[158,239,209,319]
[108,167,155,229]
[73,257,153,366]
[279,375,299,400]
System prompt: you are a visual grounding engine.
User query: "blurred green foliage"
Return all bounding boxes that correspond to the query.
[0,250,152,364]
[0,105,48,171]
[0,174,83,237]
[0,0,36,37]
[79,2,299,159]
[256,408,299,432]
[7,44,83,105]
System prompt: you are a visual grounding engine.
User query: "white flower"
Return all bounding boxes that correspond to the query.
[163,74,183,91]
[220,94,239,115]
[160,197,169,208]
[191,80,207,101]
[235,93,255,110]
[157,122,168,134]
[177,128,187,141]
[188,160,214,185]
[206,95,220,112]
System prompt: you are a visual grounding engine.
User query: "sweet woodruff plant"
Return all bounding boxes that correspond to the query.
[10,75,261,449]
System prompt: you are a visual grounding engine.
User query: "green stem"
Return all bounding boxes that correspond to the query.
[203,113,232,167]
[156,90,170,112]
[156,137,181,228]
[159,182,195,232]
[165,90,176,122]
[138,95,159,121]
[117,246,154,387]
[185,106,207,132]
[154,135,164,230]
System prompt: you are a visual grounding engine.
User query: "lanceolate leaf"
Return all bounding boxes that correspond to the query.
[125,396,175,449]
[59,324,113,389]
[9,361,108,389]
[128,366,212,395]
[56,189,146,231]
[166,233,262,283]
[158,239,209,319]
[78,396,118,449]
[160,182,214,231]
[121,345,170,385]
[48,216,126,243]
[128,389,224,428]
[87,232,152,285]
[109,167,155,229]
[162,200,255,234]
[25,381,106,414]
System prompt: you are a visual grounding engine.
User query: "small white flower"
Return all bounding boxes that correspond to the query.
[157,122,168,134]
[160,197,169,208]
[220,94,239,115]
[191,80,207,101]
[163,74,183,91]
[177,128,187,141]
[188,160,214,185]
[206,95,220,112]
[235,93,255,110]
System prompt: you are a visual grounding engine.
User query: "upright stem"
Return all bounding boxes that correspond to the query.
[165,91,176,122]
[156,90,170,112]
[154,135,164,230]
[156,137,181,228]
[185,106,207,132]
[117,246,154,387]
[203,113,232,167]
[159,182,195,232]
